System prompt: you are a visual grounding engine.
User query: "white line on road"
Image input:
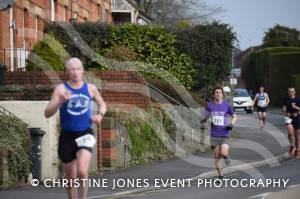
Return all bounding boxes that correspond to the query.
[287,184,300,189]
[248,192,272,199]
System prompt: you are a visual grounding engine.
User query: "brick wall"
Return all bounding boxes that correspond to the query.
[0,0,112,70]
[98,118,117,169]
[2,70,151,107]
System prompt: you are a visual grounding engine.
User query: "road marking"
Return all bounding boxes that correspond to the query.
[248,184,300,199]
[248,192,272,199]
[287,183,300,189]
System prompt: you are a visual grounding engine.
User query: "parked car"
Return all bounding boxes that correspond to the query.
[233,88,253,113]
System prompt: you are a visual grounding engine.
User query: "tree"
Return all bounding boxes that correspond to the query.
[262,24,300,48]
[175,22,236,90]
[134,0,222,26]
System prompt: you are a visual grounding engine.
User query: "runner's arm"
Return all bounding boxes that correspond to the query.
[44,85,65,118]
[266,94,270,106]
[231,114,237,126]
[252,95,258,106]
[291,103,300,111]
[90,84,107,124]
[282,105,287,115]
[201,105,210,123]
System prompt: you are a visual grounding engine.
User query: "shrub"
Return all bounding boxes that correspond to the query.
[43,22,111,70]
[175,22,236,90]
[26,41,65,71]
[104,46,137,62]
[0,115,32,181]
[293,74,300,95]
[110,24,196,89]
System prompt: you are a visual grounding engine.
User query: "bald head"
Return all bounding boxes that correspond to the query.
[65,57,85,83]
[65,57,84,70]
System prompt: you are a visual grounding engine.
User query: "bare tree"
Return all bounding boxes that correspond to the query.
[134,0,223,26]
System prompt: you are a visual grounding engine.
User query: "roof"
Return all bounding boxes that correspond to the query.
[0,0,14,11]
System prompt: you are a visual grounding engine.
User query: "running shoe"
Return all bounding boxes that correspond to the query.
[289,146,295,156]
[224,157,230,166]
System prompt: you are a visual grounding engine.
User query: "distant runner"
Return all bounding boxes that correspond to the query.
[283,87,299,159]
[202,87,237,179]
[252,86,270,129]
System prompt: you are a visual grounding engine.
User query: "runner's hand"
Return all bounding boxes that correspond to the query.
[200,118,207,123]
[59,90,71,104]
[91,114,103,125]
[226,123,233,130]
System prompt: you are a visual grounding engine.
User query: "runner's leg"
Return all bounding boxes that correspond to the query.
[220,144,230,165]
[287,123,294,146]
[262,112,267,125]
[258,112,264,128]
[287,123,295,156]
[77,149,92,199]
[213,146,222,177]
[63,160,77,199]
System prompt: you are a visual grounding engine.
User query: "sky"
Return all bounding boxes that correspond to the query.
[208,0,300,50]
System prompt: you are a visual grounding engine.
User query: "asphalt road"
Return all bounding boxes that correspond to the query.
[118,112,300,199]
[1,111,298,199]
[118,156,300,199]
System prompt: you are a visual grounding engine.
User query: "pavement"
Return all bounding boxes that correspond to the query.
[0,111,295,199]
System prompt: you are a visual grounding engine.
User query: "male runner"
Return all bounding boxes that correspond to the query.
[253,86,270,129]
[283,87,299,159]
[45,57,107,199]
[202,87,237,179]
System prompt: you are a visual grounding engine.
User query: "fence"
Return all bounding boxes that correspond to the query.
[0,48,31,71]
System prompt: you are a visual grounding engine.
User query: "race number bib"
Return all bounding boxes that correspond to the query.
[284,116,292,124]
[212,115,225,126]
[75,134,96,148]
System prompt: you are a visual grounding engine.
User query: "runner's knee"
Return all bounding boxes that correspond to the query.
[77,169,88,179]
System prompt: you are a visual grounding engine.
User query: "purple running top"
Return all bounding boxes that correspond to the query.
[204,100,235,138]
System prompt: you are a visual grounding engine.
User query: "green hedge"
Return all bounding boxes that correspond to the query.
[28,22,195,88]
[26,41,66,71]
[242,47,300,106]
[27,22,235,91]
[293,74,300,95]
[268,52,300,105]
[0,115,32,183]
[109,24,196,89]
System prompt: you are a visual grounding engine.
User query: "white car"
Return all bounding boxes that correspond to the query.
[233,89,253,113]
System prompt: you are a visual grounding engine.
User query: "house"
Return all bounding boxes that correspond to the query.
[111,0,152,25]
[0,0,112,71]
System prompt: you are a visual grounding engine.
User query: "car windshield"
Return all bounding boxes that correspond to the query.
[234,89,250,97]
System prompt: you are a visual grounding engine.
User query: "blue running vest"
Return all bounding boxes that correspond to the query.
[258,93,266,100]
[60,82,92,132]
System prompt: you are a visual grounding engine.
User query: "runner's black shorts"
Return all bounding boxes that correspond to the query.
[286,116,300,130]
[256,106,267,112]
[58,128,94,164]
